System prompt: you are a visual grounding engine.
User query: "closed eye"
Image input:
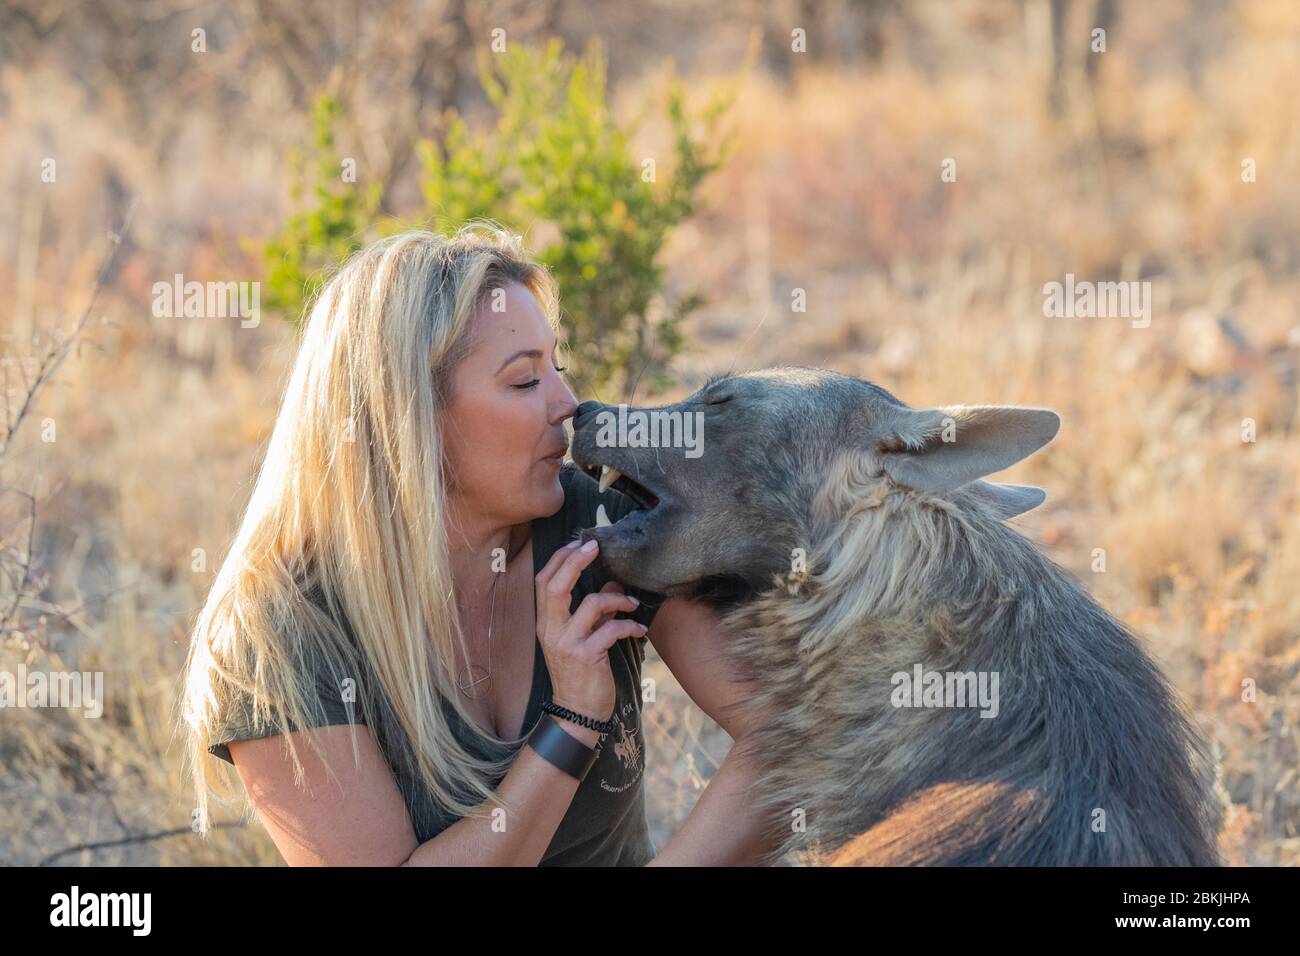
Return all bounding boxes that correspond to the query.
[512,365,568,390]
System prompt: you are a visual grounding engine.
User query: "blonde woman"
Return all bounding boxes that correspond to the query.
[180,225,772,865]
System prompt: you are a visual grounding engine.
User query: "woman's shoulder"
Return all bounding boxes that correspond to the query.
[205,581,368,765]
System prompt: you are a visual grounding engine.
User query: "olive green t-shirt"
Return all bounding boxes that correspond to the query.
[206,462,664,866]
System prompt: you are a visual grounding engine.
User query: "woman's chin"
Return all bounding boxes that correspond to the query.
[530,465,566,517]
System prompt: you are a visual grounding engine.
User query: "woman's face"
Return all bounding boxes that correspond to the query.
[441,281,578,529]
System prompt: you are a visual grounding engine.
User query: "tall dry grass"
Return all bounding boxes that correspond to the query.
[1,0,1296,865]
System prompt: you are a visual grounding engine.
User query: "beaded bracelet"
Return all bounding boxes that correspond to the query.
[540,699,617,736]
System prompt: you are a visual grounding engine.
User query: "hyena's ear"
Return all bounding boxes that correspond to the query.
[965,480,1047,519]
[878,405,1060,494]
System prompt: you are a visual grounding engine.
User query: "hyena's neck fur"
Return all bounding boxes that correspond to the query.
[723,458,1221,865]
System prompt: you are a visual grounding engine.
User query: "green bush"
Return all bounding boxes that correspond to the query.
[261,95,383,315]
[260,39,739,399]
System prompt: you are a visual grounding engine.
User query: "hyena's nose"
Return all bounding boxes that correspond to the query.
[574,400,604,427]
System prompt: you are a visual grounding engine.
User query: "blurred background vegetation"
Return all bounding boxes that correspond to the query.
[0,0,1297,865]
[264,38,741,397]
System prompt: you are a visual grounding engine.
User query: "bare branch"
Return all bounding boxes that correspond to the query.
[38,821,248,867]
[0,199,138,459]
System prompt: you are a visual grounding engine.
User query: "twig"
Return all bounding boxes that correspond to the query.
[0,488,36,633]
[0,198,137,459]
[38,821,248,867]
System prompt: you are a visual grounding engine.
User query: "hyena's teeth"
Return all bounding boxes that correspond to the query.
[595,503,612,527]
[598,465,622,494]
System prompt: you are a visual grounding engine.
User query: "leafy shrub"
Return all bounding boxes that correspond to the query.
[261,39,739,398]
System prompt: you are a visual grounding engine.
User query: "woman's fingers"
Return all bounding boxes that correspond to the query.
[534,540,580,641]
[570,589,640,637]
[541,539,602,633]
[531,545,635,720]
[584,616,649,655]
[534,539,580,594]
[594,580,627,626]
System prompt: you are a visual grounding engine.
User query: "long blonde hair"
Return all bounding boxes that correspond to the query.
[179,223,560,832]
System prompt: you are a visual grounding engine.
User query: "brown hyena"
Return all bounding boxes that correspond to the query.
[570,367,1221,865]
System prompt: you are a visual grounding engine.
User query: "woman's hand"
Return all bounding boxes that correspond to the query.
[534,538,645,723]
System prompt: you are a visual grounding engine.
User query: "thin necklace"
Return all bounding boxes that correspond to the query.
[457,565,505,698]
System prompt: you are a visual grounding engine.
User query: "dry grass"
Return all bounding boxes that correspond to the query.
[1,1,1296,865]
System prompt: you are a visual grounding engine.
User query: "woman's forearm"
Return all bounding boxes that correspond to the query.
[401,722,602,866]
[646,735,781,866]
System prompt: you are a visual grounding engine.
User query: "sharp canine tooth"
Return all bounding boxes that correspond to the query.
[598,465,622,494]
[595,503,611,527]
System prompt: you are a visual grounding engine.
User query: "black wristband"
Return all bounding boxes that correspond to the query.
[526,713,599,781]
[540,699,617,735]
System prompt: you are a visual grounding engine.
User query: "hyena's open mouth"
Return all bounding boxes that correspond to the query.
[569,408,703,596]
[578,463,661,523]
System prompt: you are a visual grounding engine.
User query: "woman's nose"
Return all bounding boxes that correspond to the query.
[553,384,579,423]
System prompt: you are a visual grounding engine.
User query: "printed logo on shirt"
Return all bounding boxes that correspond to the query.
[592,698,643,793]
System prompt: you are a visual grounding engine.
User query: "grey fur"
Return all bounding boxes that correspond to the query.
[571,366,1221,866]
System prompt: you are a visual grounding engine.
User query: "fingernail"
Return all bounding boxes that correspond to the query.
[581,539,598,553]
[565,540,581,549]
[627,595,639,606]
